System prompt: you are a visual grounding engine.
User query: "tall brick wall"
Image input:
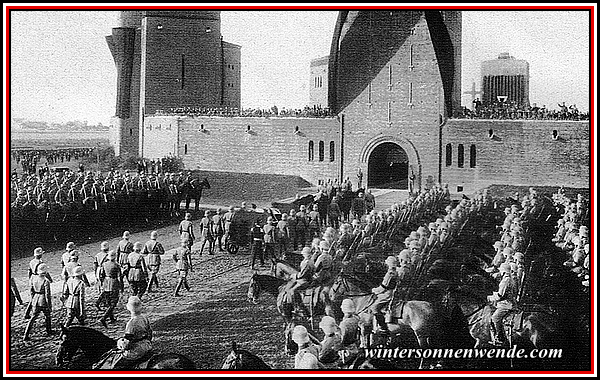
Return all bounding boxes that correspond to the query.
[442,119,590,193]
[339,13,449,190]
[142,115,340,185]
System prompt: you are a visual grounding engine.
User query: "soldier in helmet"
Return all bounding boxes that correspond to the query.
[117,231,134,292]
[487,262,518,345]
[111,296,153,369]
[127,242,148,298]
[178,212,195,250]
[338,299,361,364]
[292,325,321,369]
[97,250,121,328]
[23,263,54,341]
[28,247,52,282]
[143,231,165,293]
[173,239,193,297]
[263,216,277,262]
[370,255,399,333]
[318,315,342,366]
[287,247,315,317]
[62,242,77,268]
[62,265,87,327]
[223,205,236,248]
[94,242,110,293]
[198,210,215,255]
[212,208,225,252]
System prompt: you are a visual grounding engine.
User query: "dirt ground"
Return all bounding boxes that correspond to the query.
[8,218,296,370]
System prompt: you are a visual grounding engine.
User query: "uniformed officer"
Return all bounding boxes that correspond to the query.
[488,262,518,345]
[313,240,333,286]
[263,216,277,262]
[287,247,316,317]
[94,242,110,293]
[287,209,299,251]
[198,210,215,255]
[178,212,195,250]
[308,204,321,239]
[318,316,342,366]
[23,263,54,341]
[97,250,121,328]
[173,239,193,297]
[296,205,309,246]
[127,242,148,298]
[62,242,77,267]
[62,252,91,288]
[212,208,225,252]
[143,231,165,293]
[292,325,322,369]
[28,247,53,283]
[276,214,291,256]
[112,296,153,369]
[250,222,265,269]
[63,265,86,327]
[117,231,134,292]
[223,206,235,248]
[370,256,399,333]
[338,299,361,363]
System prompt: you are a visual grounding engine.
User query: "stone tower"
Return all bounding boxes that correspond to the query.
[107,11,241,157]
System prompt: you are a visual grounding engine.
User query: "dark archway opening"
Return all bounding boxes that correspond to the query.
[368,142,409,189]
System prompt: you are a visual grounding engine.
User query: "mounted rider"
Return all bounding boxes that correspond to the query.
[487,262,518,345]
[287,247,316,317]
[370,255,399,334]
[111,296,153,369]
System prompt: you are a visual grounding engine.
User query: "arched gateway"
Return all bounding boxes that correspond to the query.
[360,136,421,191]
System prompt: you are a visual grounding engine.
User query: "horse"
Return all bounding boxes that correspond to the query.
[221,341,271,370]
[271,259,298,280]
[247,273,334,354]
[56,325,196,370]
[183,177,210,211]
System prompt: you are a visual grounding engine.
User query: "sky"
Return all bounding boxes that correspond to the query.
[6,6,593,125]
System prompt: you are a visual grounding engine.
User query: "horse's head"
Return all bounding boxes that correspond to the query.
[247,273,260,304]
[55,325,77,368]
[284,322,299,355]
[201,178,211,189]
[221,341,241,369]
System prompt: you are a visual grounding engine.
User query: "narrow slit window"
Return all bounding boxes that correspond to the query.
[184,144,188,155]
[470,144,476,168]
[387,102,391,122]
[329,141,335,162]
[409,44,414,67]
[319,141,325,162]
[445,143,452,166]
[458,144,464,168]
[409,82,413,104]
[308,141,314,161]
[389,65,393,86]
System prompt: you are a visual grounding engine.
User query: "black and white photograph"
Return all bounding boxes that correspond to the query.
[5,3,596,374]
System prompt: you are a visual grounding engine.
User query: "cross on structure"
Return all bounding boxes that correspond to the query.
[464,82,482,104]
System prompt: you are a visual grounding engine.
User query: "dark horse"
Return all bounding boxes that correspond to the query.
[247,273,334,354]
[221,341,271,370]
[183,177,211,211]
[56,326,196,370]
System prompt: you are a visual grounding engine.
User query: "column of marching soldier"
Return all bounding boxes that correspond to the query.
[10,169,197,252]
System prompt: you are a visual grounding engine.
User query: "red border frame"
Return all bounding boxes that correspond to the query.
[4,4,595,376]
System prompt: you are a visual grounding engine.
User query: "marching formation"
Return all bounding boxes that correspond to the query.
[10,169,210,253]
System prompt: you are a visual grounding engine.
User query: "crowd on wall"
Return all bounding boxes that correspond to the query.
[153,105,335,118]
[454,100,590,121]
